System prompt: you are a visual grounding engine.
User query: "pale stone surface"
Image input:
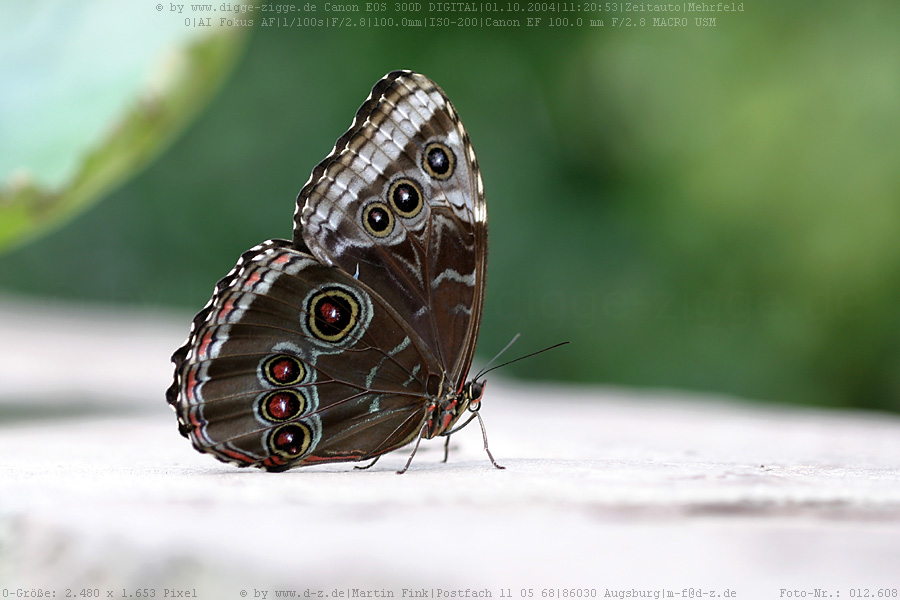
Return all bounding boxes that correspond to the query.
[1,296,900,597]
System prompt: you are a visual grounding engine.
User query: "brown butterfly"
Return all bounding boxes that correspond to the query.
[167,71,501,473]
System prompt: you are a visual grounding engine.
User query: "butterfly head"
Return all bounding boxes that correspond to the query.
[463,380,486,412]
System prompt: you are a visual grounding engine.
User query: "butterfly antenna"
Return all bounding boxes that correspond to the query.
[473,333,521,381]
[473,339,570,382]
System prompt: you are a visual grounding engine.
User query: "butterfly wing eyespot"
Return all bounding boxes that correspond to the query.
[362,201,395,237]
[261,354,306,386]
[422,141,456,181]
[388,177,424,218]
[304,286,362,343]
[258,390,307,422]
[268,422,314,459]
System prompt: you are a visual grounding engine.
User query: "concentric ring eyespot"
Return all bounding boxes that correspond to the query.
[268,422,312,459]
[362,202,394,237]
[422,142,456,180]
[307,287,360,343]
[262,354,306,386]
[259,390,307,423]
[388,178,424,218]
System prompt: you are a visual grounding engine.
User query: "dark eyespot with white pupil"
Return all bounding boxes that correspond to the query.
[362,202,394,237]
[423,142,455,181]
[388,178,423,218]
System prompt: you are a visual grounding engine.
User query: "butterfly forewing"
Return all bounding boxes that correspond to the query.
[295,71,487,388]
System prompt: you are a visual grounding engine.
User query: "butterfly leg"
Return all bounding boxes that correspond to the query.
[442,435,451,463]
[354,455,382,470]
[477,412,505,470]
[396,423,428,475]
[440,413,503,469]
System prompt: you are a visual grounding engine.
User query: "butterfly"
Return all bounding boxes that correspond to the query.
[166,70,502,473]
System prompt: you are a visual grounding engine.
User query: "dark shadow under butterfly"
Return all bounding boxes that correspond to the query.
[166,70,502,473]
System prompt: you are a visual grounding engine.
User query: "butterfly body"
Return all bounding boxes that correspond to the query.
[167,71,496,472]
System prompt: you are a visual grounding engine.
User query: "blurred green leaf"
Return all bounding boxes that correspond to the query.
[0,1,249,252]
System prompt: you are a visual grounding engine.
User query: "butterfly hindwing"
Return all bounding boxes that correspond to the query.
[168,240,434,470]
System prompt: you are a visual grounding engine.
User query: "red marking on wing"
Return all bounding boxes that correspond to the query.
[320,301,340,323]
[262,455,287,468]
[198,330,215,359]
[267,394,294,419]
[217,297,236,321]
[273,253,291,265]
[271,358,298,383]
[185,368,199,403]
[220,446,257,464]
[185,402,209,436]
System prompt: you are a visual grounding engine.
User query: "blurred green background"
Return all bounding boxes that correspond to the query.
[2,1,899,412]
